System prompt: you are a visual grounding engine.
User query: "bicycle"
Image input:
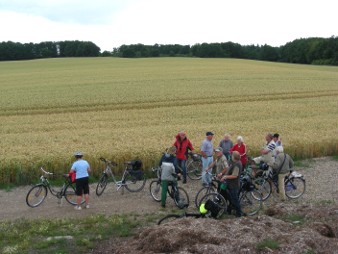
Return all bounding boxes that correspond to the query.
[158,192,226,225]
[95,157,146,196]
[186,152,203,180]
[250,163,306,201]
[194,171,263,216]
[26,167,83,208]
[149,167,190,209]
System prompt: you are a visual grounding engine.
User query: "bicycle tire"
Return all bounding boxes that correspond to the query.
[194,186,217,208]
[285,177,306,199]
[26,184,48,208]
[198,192,227,219]
[64,183,85,205]
[173,187,190,209]
[157,214,181,225]
[252,177,272,201]
[96,174,108,196]
[240,190,262,216]
[124,171,147,192]
[149,180,162,202]
[186,160,202,180]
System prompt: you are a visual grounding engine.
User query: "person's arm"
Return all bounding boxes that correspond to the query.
[206,161,216,172]
[289,155,294,169]
[222,166,239,180]
[201,141,207,158]
[188,140,194,153]
[240,144,247,157]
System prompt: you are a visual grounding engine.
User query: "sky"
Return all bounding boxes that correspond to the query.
[0,0,337,52]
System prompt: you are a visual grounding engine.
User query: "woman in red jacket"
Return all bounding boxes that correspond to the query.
[173,131,194,183]
[230,136,247,168]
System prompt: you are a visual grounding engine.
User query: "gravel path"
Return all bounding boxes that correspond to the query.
[0,157,337,221]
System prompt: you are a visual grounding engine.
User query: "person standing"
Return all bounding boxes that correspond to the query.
[230,136,248,168]
[221,151,244,217]
[253,133,276,167]
[70,151,91,210]
[218,133,233,161]
[271,146,294,201]
[201,131,214,186]
[173,131,195,184]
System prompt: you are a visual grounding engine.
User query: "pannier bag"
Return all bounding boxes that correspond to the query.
[68,172,76,183]
[128,160,144,180]
[204,199,222,218]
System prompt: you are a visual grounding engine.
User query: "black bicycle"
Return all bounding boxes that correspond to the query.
[96,158,146,196]
[26,167,82,208]
[149,167,190,208]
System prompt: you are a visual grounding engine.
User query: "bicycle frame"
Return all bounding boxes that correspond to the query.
[100,160,132,191]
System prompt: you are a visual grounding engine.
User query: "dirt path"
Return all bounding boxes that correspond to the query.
[1,157,337,221]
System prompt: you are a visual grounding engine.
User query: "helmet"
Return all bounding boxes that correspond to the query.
[74,151,83,157]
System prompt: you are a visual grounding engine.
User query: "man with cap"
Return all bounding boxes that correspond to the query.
[70,151,91,210]
[206,147,229,197]
[201,131,214,186]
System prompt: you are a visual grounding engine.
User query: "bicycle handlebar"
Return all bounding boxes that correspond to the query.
[99,157,117,166]
[40,167,53,175]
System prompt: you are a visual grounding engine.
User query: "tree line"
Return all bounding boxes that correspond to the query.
[1,37,337,65]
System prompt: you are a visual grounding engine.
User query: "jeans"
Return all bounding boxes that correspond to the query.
[177,159,187,181]
[227,188,242,217]
[201,156,213,185]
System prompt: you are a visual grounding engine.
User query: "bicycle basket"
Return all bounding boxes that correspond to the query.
[128,160,143,170]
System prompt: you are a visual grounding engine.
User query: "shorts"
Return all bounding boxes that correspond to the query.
[75,177,89,196]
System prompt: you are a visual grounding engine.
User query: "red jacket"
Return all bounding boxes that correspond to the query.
[173,135,194,160]
[230,143,247,167]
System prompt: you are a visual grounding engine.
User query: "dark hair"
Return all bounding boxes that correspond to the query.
[273,133,279,138]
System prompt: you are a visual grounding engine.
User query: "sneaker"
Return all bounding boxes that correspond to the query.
[183,179,187,184]
[74,206,82,210]
[85,204,90,209]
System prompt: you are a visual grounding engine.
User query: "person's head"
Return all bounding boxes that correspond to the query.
[178,131,186,140]
[237,136,244,144]
[214,147,223,157]
[206,131,214,141]
[223,133,230,141]
[265,133,273,142]
[273,133,279,142]
[74,151,83,160]
[165,146,177,158]
[232,151,241,161]
[275,146,284,154]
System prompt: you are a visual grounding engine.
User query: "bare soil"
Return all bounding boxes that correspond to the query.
[1,157,338,253]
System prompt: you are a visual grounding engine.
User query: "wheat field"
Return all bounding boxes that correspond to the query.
[0,57,337,184]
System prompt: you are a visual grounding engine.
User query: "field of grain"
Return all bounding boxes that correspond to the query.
[0,57,337,184]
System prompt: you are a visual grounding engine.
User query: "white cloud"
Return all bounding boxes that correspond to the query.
[0,0,337,51]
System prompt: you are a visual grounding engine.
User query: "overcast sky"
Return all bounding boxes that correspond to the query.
[0,0,337,52]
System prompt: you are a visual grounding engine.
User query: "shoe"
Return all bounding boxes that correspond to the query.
[161,204,166,208]
[74,206,82,210]
[85,204,90,209]
[183,179,187,184]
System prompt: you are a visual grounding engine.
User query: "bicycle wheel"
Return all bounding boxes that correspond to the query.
[194,186,217,208]
[186,160,202,180]
[285,177,306,199]
[173,187,190,209]
[149,180,162,202]
[26,184,47,208]
[96,174,108,196]
[240,190,262,216]
[157,214,181,225]
[64,183,85,205]
[124,171,147,192]
[252,177,272,201]
[198,192,227,219]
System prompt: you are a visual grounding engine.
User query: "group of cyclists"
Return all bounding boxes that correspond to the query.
[158,131,293,217]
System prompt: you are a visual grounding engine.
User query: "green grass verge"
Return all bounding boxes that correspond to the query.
[256,238,280,252]
[0,213,145,254]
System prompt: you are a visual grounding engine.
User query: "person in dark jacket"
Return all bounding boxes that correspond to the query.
[159,146,181,208]
[173,131,194,184]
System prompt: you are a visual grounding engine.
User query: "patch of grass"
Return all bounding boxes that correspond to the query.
[303,249,316,254]
[314,199,335,205]
[283,213,306,225]
[256,238,280,252]
[332,155,338,161]
[0,214,140,253]
[0,183,16,191]
[293,158,315,168]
